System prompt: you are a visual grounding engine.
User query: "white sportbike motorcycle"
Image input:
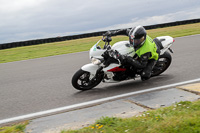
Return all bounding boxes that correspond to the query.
[72,36,174,91]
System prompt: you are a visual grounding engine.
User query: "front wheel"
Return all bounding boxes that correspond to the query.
[151,51,172,77]
[71,69,103,91]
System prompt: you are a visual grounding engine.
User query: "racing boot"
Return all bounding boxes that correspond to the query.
[141,59,157,81]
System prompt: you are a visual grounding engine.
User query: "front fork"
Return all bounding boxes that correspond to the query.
[90,67,104,83]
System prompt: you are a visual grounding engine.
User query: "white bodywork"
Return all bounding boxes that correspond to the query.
[81,63,99,75]
[111,41,135,57]
[157,36,174,55]
[89,40,106,59]
[82,36,174,82]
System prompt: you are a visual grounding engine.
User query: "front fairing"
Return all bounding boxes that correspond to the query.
[89,39,106,59]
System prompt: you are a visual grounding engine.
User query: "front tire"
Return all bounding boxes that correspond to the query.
[71,69,103,91]
[151,51,172,77]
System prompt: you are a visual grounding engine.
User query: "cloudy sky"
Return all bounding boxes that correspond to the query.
[0,0,200,44]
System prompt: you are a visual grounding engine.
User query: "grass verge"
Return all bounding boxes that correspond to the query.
[0,23,200,63]
[62,100,200,133]
[0,121,28,133]
[0,100,199,133]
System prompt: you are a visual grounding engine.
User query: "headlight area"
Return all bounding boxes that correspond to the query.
[91,58,102,65]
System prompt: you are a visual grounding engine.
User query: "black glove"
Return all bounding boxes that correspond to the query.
[118,53,127,64]
[109,50,127,64]
[103,31,112,37]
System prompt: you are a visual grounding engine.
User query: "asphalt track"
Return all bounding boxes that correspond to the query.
[0,35,200,121]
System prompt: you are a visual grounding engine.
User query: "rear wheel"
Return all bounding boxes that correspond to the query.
[71,69,103,91]
[151,51,172,77]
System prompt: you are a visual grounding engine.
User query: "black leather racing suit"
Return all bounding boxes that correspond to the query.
[105,29,160,80]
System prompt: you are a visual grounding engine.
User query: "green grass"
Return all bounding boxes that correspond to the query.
[0,23,200,63]
[62,100,200,133]
[0,121,28,133]
[1,100,199,133]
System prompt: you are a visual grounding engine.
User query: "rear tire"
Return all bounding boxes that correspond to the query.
[71,69,103,91]
[151,51,172,77]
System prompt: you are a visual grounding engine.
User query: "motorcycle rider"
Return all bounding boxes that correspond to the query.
[103,25,160,81]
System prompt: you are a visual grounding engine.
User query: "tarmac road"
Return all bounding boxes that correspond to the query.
[0,35,200,120]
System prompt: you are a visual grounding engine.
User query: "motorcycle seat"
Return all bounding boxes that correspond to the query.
[153,38,164,50]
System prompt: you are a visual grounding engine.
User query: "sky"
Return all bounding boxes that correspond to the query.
[0,0,200,44]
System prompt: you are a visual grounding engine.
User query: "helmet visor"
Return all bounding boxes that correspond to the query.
[133,36,145,47]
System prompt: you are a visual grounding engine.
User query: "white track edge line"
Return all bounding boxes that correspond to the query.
[1,78,200,125]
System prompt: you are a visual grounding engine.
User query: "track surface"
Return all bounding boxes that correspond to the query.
[0,35,200,120]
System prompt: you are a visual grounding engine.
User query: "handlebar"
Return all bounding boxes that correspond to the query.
[102,36,112,49]
[102,36,112,43]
